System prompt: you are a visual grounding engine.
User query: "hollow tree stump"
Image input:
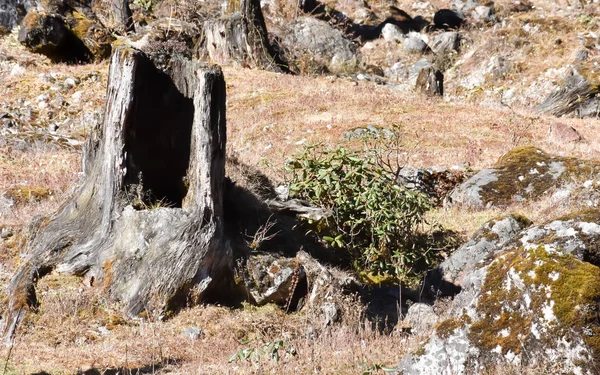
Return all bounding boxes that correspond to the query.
[2,47,231,341]
[201,0,285,72]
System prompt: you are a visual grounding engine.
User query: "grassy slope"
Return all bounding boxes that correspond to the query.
[1,0,600,373]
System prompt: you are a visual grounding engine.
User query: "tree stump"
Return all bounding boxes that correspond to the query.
[2,47,231,341]
[200,0,285,72]
[111,0,135,34]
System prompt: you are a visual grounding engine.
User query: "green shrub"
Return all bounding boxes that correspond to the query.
[287,143,434,281]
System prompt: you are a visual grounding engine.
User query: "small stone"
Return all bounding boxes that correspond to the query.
[0,227,13,239]
[403,33,429,54]
[381,23,404,43]
[404,303,438,335]
[9,64,25,77]
[547,122,583,144]
[182,326,202,340]
[321,302,340,327]
[64,77,79,88]
[471,5,496,23]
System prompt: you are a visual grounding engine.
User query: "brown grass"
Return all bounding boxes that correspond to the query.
[2,0,600,373]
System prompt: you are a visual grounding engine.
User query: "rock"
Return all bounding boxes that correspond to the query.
[433,9,465,30]
[182,326,202,340]
[403,303,438,335]
[509,0,533,12]
[342,124,396,140]
[281,17,359,74]
[403,32,429,54]
[17,4,113,63]
[430,32,461,55]
[408,58,431,86]
[450,146,600,208]
[396,167,465,205]
[0,0,34,34]
[321,302,340,327]
[380,23,404,43]
[452,0,478,13]
[537,72,600,118]
[0,227,13,239]
[422,214,532,298]
[547,122,583,144]
[237,253,307,309]
[415,65,443,96]
[399,210,600,374]
[471,5,496,23]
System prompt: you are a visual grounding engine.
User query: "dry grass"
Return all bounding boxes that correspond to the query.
[2,0,600,373]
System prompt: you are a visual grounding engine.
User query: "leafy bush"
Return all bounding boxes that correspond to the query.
[287,143,434,281]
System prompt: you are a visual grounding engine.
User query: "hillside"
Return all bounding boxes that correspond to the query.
[1,0,600,373]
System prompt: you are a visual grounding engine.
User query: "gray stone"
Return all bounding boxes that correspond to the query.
[182,326,202,340]
[239,253,307,308]
[423,214,530,298]
[471,5,496,23]
[281,17,359,74]
[408,58,432,86]
[381,23,404,43]
[403,303,438,335]
[0,0,35,34]
[453,0,479,13]
[431,32,461,55]
[399,210,600,374]
[403,32,429,54]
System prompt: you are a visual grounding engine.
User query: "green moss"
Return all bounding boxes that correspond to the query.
[469,246,600,359]
[4,185,52,206]
[436,317,466,339]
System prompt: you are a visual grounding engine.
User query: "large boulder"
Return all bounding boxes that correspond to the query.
[451,146,600,208]
[18,8,113,63]
[399,210,600,374]
[423,214,532,298]
[280,17,359,74]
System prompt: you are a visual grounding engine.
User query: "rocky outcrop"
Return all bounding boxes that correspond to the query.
[537,72,600,118]
[451,146,600,208]
[399,210,600,374]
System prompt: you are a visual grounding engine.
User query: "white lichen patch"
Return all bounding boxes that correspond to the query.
[547,221,577,237]
[548,271,560,281]
[527,270,536,279]
[578,222,600,235]
[499,328,510,337]
[548,161,566,180]
[529,168,539,175]
[542,300,557,323]
[530,322,541,339]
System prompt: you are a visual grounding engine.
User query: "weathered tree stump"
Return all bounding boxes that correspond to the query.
[200,0,285,72]
[111,0,134,34]
[3,47,231,341]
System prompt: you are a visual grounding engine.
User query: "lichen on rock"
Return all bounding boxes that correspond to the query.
[451,146,600,208]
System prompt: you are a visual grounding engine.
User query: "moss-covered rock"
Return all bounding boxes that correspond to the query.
[422,213,532,298]
[18,5,113,63]
[451,146,600,208]
[399,209,600,374]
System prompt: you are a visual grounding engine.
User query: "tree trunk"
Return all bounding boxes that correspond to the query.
[111,0,134,33]
[200,0,285,72]
[3,47,230,341]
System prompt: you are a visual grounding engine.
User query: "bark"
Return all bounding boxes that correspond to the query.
[111,0,134,33]
[3,47,230,342]
[201,0,285,72]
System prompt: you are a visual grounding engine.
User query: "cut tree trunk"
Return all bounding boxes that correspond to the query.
[2,47,231,341]
[111,0,135,34]
[200,0,285,72]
